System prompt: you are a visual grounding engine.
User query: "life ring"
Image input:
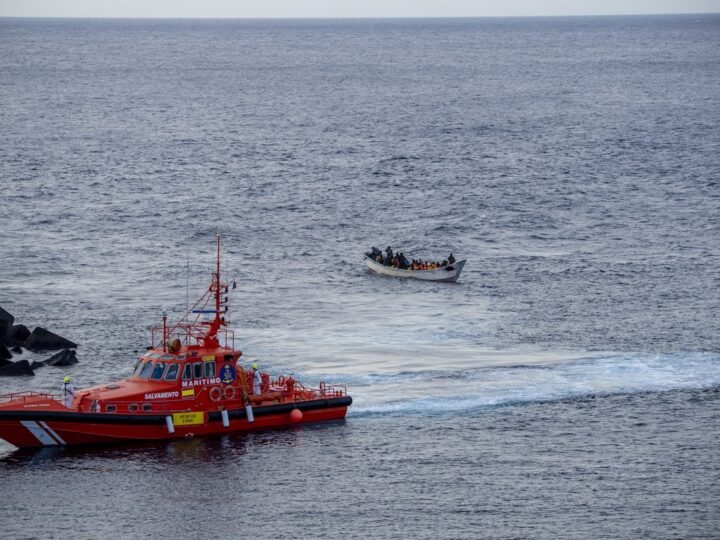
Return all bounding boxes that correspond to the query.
[223,386,236,400]
[209,386,222,402]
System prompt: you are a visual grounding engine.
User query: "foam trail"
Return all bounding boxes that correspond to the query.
[341,352,720,417]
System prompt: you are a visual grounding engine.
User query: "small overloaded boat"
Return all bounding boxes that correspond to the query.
[0,238,351,449]
[365,246,466,282]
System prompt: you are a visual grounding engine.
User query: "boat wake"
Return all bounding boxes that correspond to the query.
[334,352,720,417]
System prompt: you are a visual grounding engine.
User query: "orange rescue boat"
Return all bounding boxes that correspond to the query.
[0,237,351,449]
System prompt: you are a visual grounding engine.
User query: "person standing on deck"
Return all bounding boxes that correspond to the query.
[252,363,262,395]
[61,376,76,408]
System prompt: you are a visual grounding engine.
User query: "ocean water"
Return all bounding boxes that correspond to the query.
[1,15,719,539]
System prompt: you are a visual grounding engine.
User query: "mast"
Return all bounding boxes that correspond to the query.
[156,235,230,351]
[215,235,221,324]
[202,235,224,347]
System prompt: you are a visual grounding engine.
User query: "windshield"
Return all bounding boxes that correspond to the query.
[150,362,166,380]
[138,362,153,379]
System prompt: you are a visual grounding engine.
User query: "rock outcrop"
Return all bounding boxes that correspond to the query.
[31,349,78,369]
[0,343,11,361]
[23,327,77,352]
[9,324,30,344]
[0,307,13,345]
[0,359,34,376]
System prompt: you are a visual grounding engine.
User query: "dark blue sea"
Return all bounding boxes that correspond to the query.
[1,15,719,539]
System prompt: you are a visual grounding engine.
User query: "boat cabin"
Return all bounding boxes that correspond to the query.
[73,340,244,415]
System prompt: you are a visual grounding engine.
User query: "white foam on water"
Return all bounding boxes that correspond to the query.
[335,352,720,417]
[234,326,720,419]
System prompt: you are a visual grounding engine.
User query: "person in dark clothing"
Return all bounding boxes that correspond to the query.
[367,246,382,260]
[448,253,456,264]
[384,246,394,265]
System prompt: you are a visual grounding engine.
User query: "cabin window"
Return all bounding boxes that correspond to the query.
[165,364,179,381]
[128,404,139,412]
[139,361,154,379]
[193,362,203,379]
[204,361,216,378]
[142,403,152,412]
[133,359,142,374]
[150,362,166,380]
[182,363,192,380]
[133,361,146,377]
[176,355,186,360]
[106,404,117,413]
[149,353,162,359]
[160,354,174,360]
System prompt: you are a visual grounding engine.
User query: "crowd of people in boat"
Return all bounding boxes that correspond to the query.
[366,246,455,271]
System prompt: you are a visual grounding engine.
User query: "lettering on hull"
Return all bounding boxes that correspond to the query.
[144,391,180,400]
[181,378,221,388]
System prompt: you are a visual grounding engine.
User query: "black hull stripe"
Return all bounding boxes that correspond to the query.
[0,396,352,425]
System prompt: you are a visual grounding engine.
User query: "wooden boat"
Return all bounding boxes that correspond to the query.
[364,255,466,282]
[0,237,351,449]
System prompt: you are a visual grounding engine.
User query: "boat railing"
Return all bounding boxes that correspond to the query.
[0,390,62,403]
[150,323,235,351]
[268,379,347,401]
[315,382,348,399]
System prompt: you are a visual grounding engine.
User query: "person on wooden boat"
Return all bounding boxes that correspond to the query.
[448,253,456,264]
[384,246,394,265]
[367,246,382,260]
[61,375,76,408]
[398,252,410,269]
[252,363,262,395]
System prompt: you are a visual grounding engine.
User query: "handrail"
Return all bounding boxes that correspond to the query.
[267,378,347,401]
[0,390,62,403]
[150,323,235,349]
[150,324,235,350]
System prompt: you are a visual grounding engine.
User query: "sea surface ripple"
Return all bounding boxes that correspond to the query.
[0,15,719,539]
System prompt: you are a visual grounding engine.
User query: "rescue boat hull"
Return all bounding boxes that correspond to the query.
[0,396,351,449]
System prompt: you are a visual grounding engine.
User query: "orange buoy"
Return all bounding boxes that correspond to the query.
[290,408,303,422]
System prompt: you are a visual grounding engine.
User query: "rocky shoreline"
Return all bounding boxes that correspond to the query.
[0,306,78,376]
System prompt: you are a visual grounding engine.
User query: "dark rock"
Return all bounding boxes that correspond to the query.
[31,349,78,369]
[0,359,34,376]
[0,306,14,345]
[0,343,11,360]
[0,357,11,368]
[11,346,22,354]
[23,327,77,352]
[10,324,30,344]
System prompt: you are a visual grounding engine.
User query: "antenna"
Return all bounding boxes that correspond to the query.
[186,243,190,315]
[215,234,221,321]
